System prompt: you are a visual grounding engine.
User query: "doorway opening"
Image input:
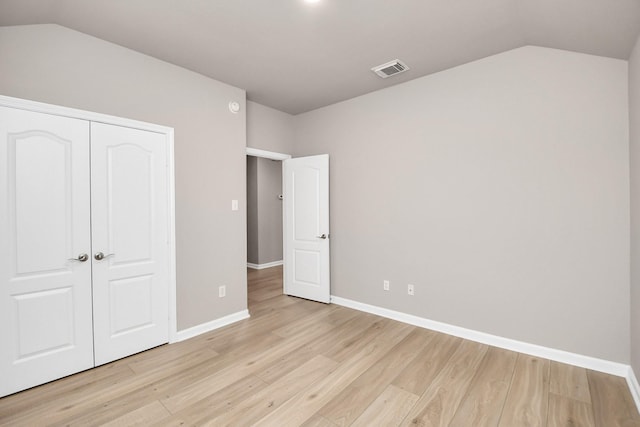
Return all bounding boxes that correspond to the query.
[245,147,291,312]
[245,148,331,308]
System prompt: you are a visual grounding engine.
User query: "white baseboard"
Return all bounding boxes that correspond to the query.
[330,296,629,378]
[627,367,640,414]
[247,260,283,270]
[172,309,250,343]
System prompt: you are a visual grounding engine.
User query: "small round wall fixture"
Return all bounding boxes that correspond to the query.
[228,101,241,114]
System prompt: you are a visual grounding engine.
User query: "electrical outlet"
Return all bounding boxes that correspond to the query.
[383,280,390,291]
[219,285,226,298]
[407,284,414,296]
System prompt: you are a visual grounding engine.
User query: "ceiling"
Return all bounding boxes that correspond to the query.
[1,0,639,115]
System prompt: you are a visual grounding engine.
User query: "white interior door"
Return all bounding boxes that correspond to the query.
[0,107,94,397]
[283,154,330,303]
[90,122,169,366]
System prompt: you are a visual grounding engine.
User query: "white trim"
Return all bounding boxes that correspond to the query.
[330,295,630,378]
[247,260,284,270]
[173,310,250,343]
[627,367,640,414]
[246,147,291,160]
[166,129,178,343]
[0,95,172,134]
[0,95,179,346]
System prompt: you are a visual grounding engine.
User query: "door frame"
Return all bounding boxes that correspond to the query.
[245,147,291,296]
[0,95,179,343]
[246,147,291,161]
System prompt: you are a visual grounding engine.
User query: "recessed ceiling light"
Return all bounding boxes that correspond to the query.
[304,0,321,4]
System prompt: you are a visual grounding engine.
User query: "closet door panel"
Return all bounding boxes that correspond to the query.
[90,122,169,366]
[0,107,94,397]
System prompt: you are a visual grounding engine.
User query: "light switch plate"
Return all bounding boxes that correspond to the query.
[232,199,239,211]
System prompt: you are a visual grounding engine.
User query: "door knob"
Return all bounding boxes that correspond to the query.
[94,252,115,261]
[68,253,89,262]
[316,234,328,239]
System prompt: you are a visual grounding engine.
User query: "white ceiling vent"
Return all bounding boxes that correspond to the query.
[371,59,409,78]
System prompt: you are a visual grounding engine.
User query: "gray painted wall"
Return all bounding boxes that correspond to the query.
[256,158,283,264]
[247,156,282,264]
[0,24,248,331]
[630,33,640,375]
[247,101,295,154]
[245,101,289,266]
[293,46,630,363]
[247,157,259,265]
[246,157,283,265]
[0,23,633,366]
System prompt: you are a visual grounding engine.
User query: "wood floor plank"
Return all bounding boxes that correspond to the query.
[351,384,419,427]
[99,400,171,427]
[319,305,362,326]
[201,302,330,365]
[549,361,592,404]
[327,316,411,363]
[208,302,326,352]
[255,310,375,384]
[300,415,340,427]
[248,284,285,302]
[1,265,637,426]
[253,321,414,426]
[49,347,226,426]
[0,359,135,419]
[153,375,269,426]
[271,305,340,337]
[67,328,278,424]
[497,354,550,427]
[0,346,221,426]
[449,346,518,427]
[159,321,338,413]
[391,332,461,396]
[318,328,435,426]
[588,370,640,426]
[127,345,219,376]
[316,312,386,358]
[203,355,337,426]
[247,292,300,316]
[547,393,595,427]
[207,327,285,361]
[157,300,358,415]
[399,340,489,427]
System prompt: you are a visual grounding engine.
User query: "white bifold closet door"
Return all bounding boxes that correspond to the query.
[0,107,94,396]
[90,122,169,366]
[0,107,169,397]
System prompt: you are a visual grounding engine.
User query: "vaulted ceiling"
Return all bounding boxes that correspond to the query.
[1,0,639,114]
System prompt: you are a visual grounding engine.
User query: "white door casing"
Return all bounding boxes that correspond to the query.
[0,107,94,397]
[90,122,170,366]
[283,154,330,303]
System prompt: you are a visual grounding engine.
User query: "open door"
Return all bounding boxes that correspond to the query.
[283,155,330,303]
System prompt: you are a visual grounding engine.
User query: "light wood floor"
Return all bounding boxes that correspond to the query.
[1,265,639,426]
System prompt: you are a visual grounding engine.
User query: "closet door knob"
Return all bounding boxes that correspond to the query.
[94,252,114,261]
[68,253,89,262]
